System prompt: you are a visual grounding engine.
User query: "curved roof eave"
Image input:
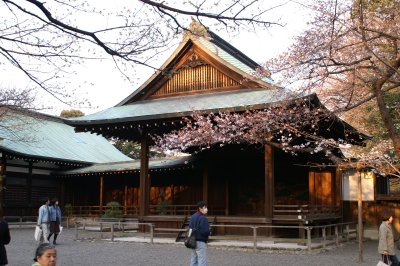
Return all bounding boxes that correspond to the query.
[67,88,307,126]
[0,147,92,165]
[57,155,194,176]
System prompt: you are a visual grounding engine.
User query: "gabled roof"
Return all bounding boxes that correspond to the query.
[116,21,276,106]
[0,108,131,164]
[68,21,280,126]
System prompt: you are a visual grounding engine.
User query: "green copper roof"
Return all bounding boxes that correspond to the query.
[0,110,130,163]
[198,38,255,75]
[58,156,194,176]
[69,88,293,124]
[197,36,274,84]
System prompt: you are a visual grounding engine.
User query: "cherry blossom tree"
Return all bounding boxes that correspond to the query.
[341,100,399,177]
[264,3,399,261]
[154,97,358,166]
[266,0,399,169]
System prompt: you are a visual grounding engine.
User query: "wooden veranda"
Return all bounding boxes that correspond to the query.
[57,145,343,237]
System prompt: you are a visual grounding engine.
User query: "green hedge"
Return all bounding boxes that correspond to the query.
[102,201,123,218]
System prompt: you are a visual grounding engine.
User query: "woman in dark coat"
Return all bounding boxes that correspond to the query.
[48,198,62,245]
[0,216,11,266]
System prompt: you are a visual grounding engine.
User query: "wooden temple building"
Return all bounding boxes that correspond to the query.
[1,22,395,237]
[64,22,369,234]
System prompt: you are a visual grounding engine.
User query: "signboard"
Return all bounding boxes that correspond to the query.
[342,169,374,201]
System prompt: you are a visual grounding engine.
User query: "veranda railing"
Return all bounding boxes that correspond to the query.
[72,220,358,253]
[273,204,341,222]
[64,204,224,217]
[6,204,343,222]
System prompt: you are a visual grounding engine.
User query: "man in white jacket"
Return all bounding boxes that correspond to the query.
[37,198,51,243]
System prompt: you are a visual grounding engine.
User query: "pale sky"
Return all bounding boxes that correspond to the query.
[0,1,311,116]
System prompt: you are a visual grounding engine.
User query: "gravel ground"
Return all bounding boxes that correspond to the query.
[6,227,382,266]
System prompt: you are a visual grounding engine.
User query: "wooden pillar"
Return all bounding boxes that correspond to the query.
[0,155,6,217]
[60,179,65,207]
[202,164,209,204]
[373,172,378,226]
[309,171,316,205]
[99,176,104,215]
[139,135,150,217]
[170,184,174,203]
[335,168,343,220]
[124,180,128,215]
[27,161,33,215]
[225,178,229,216]
[264,144,274,219]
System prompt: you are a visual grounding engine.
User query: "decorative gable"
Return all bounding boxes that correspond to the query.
[117,21,271,104]
[151,53,240,98]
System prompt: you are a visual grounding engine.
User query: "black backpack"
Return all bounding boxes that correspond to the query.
[184,217,200,249]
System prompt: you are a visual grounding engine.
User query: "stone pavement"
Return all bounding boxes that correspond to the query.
[6,227,382,265]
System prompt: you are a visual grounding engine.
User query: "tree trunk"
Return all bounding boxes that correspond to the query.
[374,73,400,159]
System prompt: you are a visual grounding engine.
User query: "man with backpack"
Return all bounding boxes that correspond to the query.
[189,201,210,266]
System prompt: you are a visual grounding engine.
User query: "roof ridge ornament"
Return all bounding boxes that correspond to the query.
[184,18,211,40]
[179,53,207,70]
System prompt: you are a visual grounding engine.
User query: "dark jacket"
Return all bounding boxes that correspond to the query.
[189,211,210,243]
[50,205,62,222]
[0,220,11,265]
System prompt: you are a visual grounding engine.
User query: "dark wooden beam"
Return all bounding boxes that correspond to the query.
[336,168,343,221]
[60,179,65,208]
[27,161,33,213]
[225,177,229,216]
[139,135,150,216]
[124,180,128,216]
[309,171,316,205]
[99,176,104,215]
[202,163,209,204]
[264,144,274,219]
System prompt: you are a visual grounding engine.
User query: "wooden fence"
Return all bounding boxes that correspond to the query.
[73,219,358,253]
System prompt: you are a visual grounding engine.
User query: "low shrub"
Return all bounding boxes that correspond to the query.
[102,201,123,218]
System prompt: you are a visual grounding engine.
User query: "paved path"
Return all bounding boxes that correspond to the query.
[7,227,382,265]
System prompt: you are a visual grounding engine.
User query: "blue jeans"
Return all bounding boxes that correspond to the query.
[190,241,207,266]
[382,254,399,266]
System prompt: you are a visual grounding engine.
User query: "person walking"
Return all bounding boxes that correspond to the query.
[37,198,51,243]
[189,201,210,266]
[32,243,57,266]
[0,213,11,266]
[48,199,62,245]
[378,210,399,266]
